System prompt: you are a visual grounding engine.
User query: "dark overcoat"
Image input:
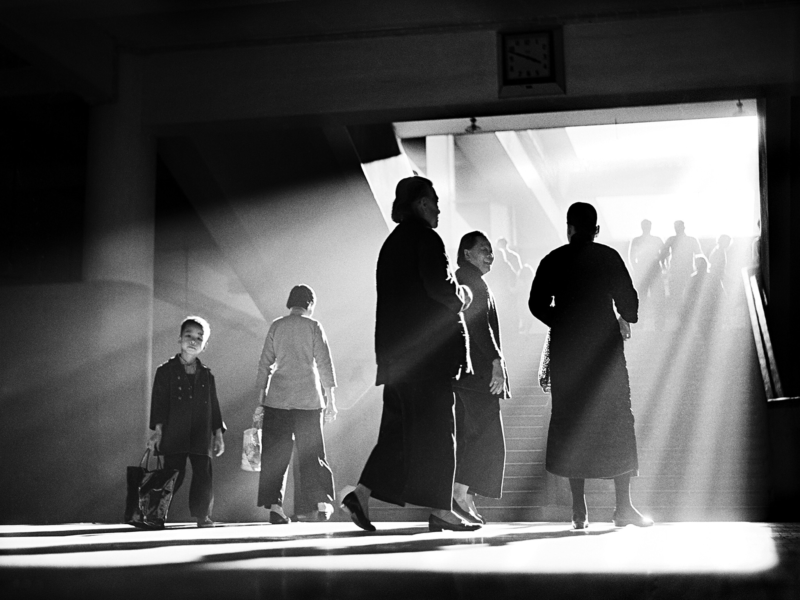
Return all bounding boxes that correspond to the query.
[375,217,470,384]
[149,355,225,456]
[453,261,509,398]
[529,240,639,479]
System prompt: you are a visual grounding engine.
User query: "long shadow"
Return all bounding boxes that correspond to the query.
[0,523,617,558]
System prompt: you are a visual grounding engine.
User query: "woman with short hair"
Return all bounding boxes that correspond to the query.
[254,284,338,523]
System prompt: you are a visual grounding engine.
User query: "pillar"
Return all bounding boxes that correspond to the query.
[83,51,156,443]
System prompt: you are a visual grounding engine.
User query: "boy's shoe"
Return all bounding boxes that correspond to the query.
[197,516,216,528]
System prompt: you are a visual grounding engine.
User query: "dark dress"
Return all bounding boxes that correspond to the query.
[528,240,639,479]
[453,262,508,499]
[359,216,470,510]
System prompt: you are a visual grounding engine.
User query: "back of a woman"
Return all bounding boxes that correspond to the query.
[529,202,653,531]
[253,284,338,524]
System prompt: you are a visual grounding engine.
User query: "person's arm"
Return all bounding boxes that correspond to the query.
[462,281,502,369]
[627,238,636,270]
[418,229,471,313]
[528,255,556,327]
[313,322,338,422]
[612,250,639,326]
[147,423,163,451]
[660,237,672,268]
[322,387,337,423]
[253,324,277,424]
[147,366,169,451]
[209,373,226,457]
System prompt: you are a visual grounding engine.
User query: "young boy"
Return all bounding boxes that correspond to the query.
[147,316,226,527]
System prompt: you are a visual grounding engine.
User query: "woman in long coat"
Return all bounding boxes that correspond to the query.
[529,202,652,529]
[452,231,509,524]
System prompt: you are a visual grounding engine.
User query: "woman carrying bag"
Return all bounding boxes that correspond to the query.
[253,284,338,523]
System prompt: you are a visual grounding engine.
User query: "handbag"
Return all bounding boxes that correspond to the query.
[125,449,180,530]
[241,418,262,472]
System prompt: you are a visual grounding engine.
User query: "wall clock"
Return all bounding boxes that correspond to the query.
[498,29,565,98]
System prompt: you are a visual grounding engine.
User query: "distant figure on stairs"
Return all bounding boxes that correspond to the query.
[528,202,653,530]
[661,220,703,315]
[628,219,665,329]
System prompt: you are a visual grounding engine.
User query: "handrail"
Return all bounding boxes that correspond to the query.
[742,266,791,401]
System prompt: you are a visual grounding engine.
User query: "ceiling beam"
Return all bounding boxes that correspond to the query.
[0,18,115,104]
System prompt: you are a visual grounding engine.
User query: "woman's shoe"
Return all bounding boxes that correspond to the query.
[572,516,588,530]
[197,516,216,528]
[269,510,291,525]
[297,503,334,522]
[452,498,483,524]
[428,514,482,532]
[341,492,376,532]
[572,509,588,530]
[613,508,654,528]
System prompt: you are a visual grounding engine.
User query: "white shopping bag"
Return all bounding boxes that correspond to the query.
[241,426,262,472]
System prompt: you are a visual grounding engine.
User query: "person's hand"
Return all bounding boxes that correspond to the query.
[324,403,338,423]
[213,430,225,457]
[618,316,632,341]
[489,358,506,395]
[147,429,161,452]
[253,404,265,426]
[323,389,338,423]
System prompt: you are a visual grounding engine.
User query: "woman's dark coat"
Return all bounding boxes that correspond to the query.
[375,217,470,384]
[529,240,639,479]
[453,261,509,397]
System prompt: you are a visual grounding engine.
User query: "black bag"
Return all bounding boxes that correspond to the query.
[125,449,180,530]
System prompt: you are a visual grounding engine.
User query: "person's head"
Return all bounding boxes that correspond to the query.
[391,176,439,228]
[179,316,210,357]
[457,230,493,275]
[674,220,685,235]
[694,255,709,275]
[566,202,599,243]
[717,234,732,249]
[286,284,316,315]
[496,237,509,250]
[641,219,652,234]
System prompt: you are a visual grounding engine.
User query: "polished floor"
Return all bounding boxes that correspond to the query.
[1,520,798,600]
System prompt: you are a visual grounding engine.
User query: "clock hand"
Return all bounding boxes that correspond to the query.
[508,50,544,66]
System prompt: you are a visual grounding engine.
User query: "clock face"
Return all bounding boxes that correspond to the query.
[502,32,553,84]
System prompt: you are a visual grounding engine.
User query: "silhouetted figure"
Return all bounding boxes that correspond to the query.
[708,234,732,295]
[661,220,703,308]
[342,176,480,533]
[516,263,537,334]
[529,202,652,530]
[452,231,510,524]
[628,219,665,327]
[489,238,520,336]
[685,256,722,327]
[253,285,338,524]
[496,237,523,274]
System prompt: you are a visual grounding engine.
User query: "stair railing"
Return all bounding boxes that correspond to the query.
[742,266,790,401]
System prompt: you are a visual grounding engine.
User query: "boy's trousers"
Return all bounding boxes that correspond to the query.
[163,453,214,519]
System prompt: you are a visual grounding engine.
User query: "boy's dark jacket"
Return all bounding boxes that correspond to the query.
[149,355,225,456]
